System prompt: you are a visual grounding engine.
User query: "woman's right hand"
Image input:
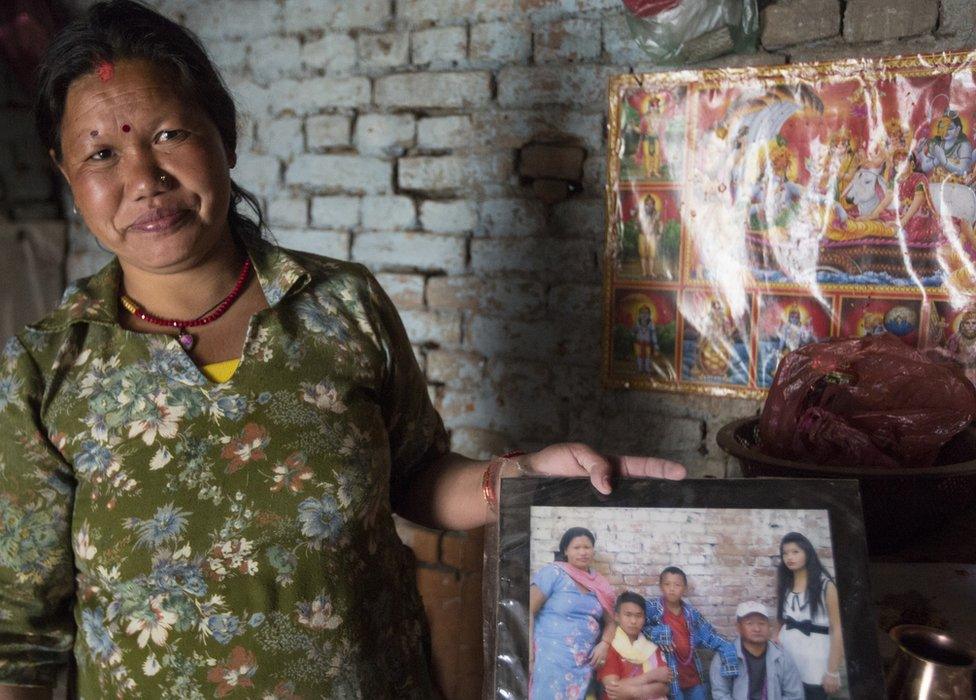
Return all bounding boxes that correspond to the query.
[587,639,610,668]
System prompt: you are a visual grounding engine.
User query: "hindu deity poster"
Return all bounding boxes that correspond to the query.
[604,51,976,398]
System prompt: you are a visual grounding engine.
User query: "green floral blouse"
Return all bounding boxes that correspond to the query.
[0,239,449,698]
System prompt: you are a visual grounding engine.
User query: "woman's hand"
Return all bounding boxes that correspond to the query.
[588,639,610,668]
[822,671,841,694]
[520,443,686,494]
[400,444,684,531]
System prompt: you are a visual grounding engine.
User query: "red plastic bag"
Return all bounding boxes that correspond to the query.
[759,333,976,469]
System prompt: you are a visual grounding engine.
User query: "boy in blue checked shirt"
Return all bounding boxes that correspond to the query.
[643,566,740,699]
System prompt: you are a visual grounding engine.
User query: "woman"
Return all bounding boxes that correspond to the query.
[529,527,616,700]
[0,2,684,698]
[774,533,844,699]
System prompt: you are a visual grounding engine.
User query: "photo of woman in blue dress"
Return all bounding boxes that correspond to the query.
[529,527,617,699]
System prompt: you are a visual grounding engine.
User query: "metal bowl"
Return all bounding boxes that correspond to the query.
[716,417,976,554]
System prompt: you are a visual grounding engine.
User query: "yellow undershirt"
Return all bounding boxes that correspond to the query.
[200,358,240,383]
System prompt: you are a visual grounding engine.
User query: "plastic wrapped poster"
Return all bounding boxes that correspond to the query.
[486,477,885,699]
[603,51,976,399]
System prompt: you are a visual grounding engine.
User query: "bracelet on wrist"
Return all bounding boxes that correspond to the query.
[482,451,526,512]
[825,671,840,679]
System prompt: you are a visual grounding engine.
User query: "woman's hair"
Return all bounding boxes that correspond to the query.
[554,527,595,562]
[776,532,834,621]
[615,590,647,612]
[33,0,265,244]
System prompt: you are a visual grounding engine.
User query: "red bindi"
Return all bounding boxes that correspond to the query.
[96,60,114,82]
[122,124,131,133]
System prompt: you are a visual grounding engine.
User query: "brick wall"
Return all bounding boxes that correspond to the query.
[530,506,835,639]
[53,0,976,696]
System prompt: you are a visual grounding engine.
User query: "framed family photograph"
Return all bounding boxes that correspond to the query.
[490,478,884,699]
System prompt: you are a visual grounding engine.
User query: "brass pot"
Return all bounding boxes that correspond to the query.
[886,625,975,699]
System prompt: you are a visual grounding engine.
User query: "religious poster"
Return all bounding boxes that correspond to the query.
[604,51,976,398]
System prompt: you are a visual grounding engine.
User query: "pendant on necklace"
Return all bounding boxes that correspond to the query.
[177,329,195,351]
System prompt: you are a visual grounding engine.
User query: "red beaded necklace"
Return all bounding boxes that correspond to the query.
[119,258,252,351]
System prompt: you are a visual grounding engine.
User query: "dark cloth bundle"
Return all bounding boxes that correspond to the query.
[759,333,976,468]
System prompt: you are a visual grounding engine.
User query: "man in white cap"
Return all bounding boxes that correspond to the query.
[710,601,804,700]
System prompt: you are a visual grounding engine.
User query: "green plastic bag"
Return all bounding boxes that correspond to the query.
[623,0,759,66]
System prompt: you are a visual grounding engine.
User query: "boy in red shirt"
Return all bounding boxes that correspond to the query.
[644,567,740,699]
[598,591,671,699]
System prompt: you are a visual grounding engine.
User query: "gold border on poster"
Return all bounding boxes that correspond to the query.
[602,50,975,400]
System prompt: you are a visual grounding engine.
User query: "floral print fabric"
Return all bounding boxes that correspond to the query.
[530,564,604,700]
[0,240,448,698]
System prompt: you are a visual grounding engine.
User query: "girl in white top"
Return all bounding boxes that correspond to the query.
[774,532,844,699]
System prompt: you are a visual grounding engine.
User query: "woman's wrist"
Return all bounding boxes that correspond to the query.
[482,451,527,513]
[824,670,840,678]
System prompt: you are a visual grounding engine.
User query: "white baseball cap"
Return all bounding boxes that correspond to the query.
[736,601,770,620]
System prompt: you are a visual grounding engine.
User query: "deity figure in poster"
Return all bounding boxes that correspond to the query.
[612,290,677,381]
[619,89,685,183]
[945,308,976,383]
[859,311,887,336]
[775,305,817,357]
[694,298,740,378]
[748,136,806,230]
[616,190,681,280]
[636,94,666,179]
[811,100,976,286]
[636,194,665,277]
[912,107,976,290]
[757,297,829,387]
[748,136,840,286]
[883,120,943,243]
[841,300,919,343]
[815,127,860,206]
[914,108,976,184]
[632,305,660,373]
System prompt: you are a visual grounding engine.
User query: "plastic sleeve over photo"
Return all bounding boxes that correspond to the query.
[487,477,885,699]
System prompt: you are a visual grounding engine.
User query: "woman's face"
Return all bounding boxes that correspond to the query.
[563,535,594,570]
[55,58,235,275]
[781,542,807,571]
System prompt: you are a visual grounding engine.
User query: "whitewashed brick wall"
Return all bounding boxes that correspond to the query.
[530,506,836,638]
[60,0,975,475]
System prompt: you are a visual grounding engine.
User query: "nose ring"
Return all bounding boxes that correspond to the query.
[158,173,169,184]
